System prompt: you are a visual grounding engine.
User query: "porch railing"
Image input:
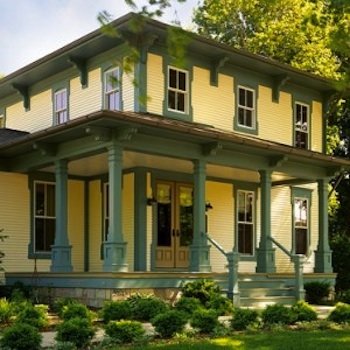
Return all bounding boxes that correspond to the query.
[203,232,240,305]
[268,236,305,301]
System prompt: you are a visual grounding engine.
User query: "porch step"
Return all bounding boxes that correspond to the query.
[239,287,294,298]
[240,295,296,308]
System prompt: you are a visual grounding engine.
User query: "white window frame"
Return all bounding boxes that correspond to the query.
[293,197,309,255]
[237,86,256,129]
[104,67,120,111]
[237,189,255,256]
[103,183,110,242]
[34,181,56,253]
[54,88,68,125]
[167,66,189,114]
[294,102,309,149]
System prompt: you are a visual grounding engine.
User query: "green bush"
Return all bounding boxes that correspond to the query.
[328,302,350,323]
[190,308,219,334]
[61,302,91,321]
[290,301,318,323]
[152,310,188,338]
[231,307,259,330]
[55,317,95,349]
[52,297,77,317]
[105,320,145,344]
[261,304,293,326]
[0,298,13,324]
[0,322,42,350]
[101,300,132,323]
[54,342,77,350]
[182,279,221,305]
[206,293,233,316]
[16,303,48,330]
[174,296,202,316]
[304,281,331,304]
[127,294,168,321]
[337,289,350,304]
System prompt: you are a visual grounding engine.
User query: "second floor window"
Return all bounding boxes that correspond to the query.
[295,102,309,149]
[54,88,68,124]
[0,113,4,128]
[168,67,188,113]
[104,68,120,110]
[294,197,308,255]
[237,86,255,129]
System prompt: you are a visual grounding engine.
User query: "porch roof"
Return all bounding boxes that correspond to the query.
[0,110,348,178]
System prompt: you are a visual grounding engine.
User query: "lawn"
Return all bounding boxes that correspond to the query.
[116,329,350,350]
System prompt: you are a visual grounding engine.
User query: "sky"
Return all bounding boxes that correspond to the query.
[0,0,201,76]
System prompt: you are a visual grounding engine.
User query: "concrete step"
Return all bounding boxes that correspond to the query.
[240,295,296,308]
[238,287,294,298]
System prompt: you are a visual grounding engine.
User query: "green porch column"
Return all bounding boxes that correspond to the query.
[50,159,73,272]
[103,143,128,272]
[314,178,333,273]
[190,159,211,272]
[256,169,276,273]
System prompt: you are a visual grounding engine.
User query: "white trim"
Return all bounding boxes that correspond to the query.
[237,85,256,129]
[167,66,189,114]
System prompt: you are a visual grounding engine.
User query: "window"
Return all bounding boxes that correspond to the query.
[0,112,4,128]
[237,86,255,128]
[104,68,120,110]
[295,102,309,149]
[167,67,188,113]
[54,88,68,124]
[237,190,254,255]
[103,183,109,242]
[293,197,308,254]
[34,182,55,252]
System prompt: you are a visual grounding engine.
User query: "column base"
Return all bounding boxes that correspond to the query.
[314,249,333,273]
[50,245,73,272]
[103,241,128,272]
[189,244,211,272]
[256,247,276,273]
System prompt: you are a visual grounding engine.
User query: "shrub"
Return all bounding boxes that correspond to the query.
[337,289,350,304]
[0,298,13,324]
[328,302,350,323]
[174,296,202,316]
[101,300,132,323]
[261,304,293,326]
[127,294,168,321]
[55,317,95,349]
[231,307,259,331]
[105,320,145,344]
[52,297,77,317]
[54,342,77,350]
[182,279,221,305]
[16,303,48,329]
[190,308,219,334]
[290,301,318,323]
[304,281,331,304]
[206,293,233,316]
[0,322,42,350]
[61,302,91,321]
[152,310,188,338]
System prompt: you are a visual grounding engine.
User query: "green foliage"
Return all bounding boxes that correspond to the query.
[152,310,188,338]
[206,293,233,316]
[105,320,145,344]
[61,302,91,321]
[174,296,202,316]
[231,307,259,331]
[0,322,42,350]
[290,301,318,323]
[55,317,95,349]
[0,228,8,271]
[182,279,221,305]
[190,308,219,334]
[16,303,48,330]
[53,342,77,350]
[0,298,13,324]
[304,281,331,304]
[51,297,78,317]
[337,289,350,304]
[127,294,169,322]
[101,300,132,323]
[328,302,350,323]
[261,304,293,326]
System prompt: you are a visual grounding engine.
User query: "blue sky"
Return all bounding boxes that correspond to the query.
[0,0,200,76]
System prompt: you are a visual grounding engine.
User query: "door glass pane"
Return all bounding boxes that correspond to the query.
[179,186,193,246]
[157,184,172,247]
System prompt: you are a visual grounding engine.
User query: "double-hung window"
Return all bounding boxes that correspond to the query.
[34,182,55,253]
[237,86,255,129]
[295,102,309,149]
[293,197,308,255]
[237,190,255,255]
[104,67,120,110]
[168,67,188,113]
[54,88,68,125]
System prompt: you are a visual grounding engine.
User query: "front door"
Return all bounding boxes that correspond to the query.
[155,182,193,268]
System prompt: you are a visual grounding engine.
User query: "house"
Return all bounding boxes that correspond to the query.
[0,13,347,307]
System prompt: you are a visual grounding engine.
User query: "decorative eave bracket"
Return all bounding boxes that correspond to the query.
[32,142,56,157]
[269,155,288,169]
[272,74,290,103]
[68,56,88,88]
[202,142,223,156]
[210,56,229,87]
[115,127,138,142]
[12,84,30,110]
[85,126,111,142]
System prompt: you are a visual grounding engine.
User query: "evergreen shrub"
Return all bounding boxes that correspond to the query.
[231,307,259,330]
[152,310,188,338]
[105,320,145,344]
[101,300,132,323]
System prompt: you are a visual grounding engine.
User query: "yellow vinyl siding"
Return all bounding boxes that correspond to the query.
[123,173,134,270]
[6,90,52,133]
[89,180,103,272]
[258,86,293,146]
[147,53,164,115]
[70,68,101,119]
[68,180,85,272]
[206,181,234,272]
[192,67,234,131]
[311,101,323,153]
[122,67,134,111]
